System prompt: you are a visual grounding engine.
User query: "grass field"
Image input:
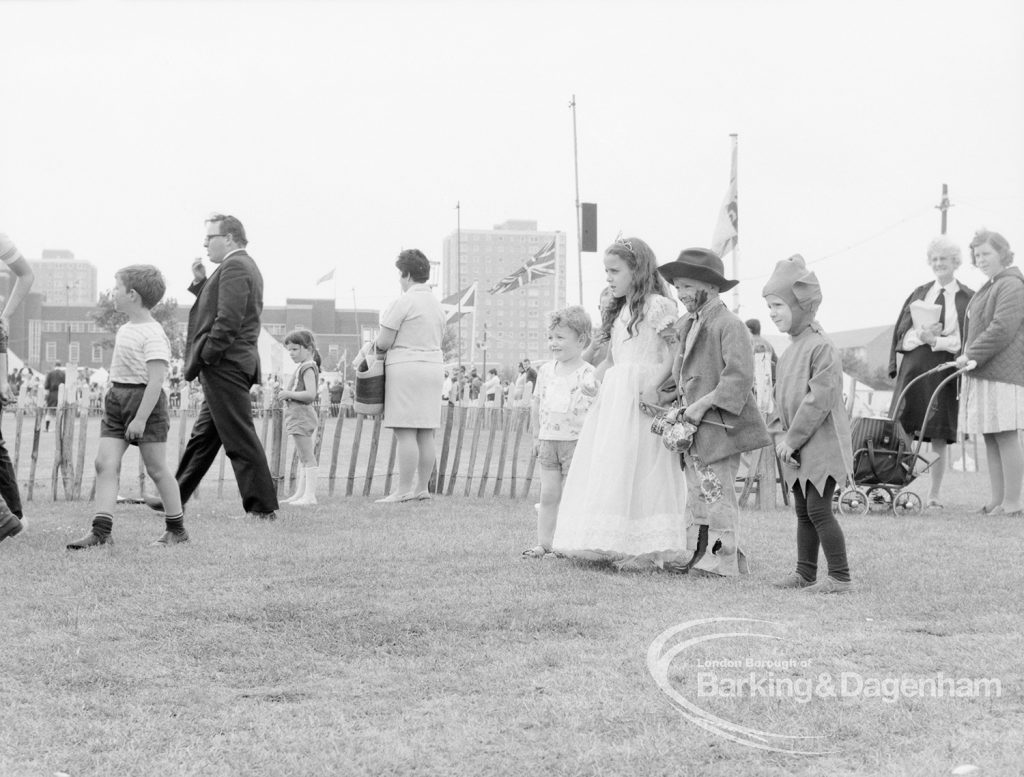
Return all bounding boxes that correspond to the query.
[1,469,1021,777]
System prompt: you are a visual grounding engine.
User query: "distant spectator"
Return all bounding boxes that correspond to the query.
[44,361,65,431]
[483,368,500,407]
[329,379,344,417]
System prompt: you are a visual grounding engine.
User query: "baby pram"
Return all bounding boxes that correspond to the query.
[837,360,975,515]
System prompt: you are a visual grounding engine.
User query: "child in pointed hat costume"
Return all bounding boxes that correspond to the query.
[763,255,854,594]
[659,248,771,577]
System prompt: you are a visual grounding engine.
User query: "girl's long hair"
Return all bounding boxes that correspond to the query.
[600,237,670,341]
[283,328,322,368]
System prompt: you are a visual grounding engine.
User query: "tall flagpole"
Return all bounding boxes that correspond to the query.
[729,133,740,313]
[456,201,462,369]
[570,95,583,304]
[351,287,361,359]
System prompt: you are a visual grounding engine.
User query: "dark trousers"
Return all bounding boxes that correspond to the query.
[176,367,278,514]
[0,423,23,518]
[792,477,850,583]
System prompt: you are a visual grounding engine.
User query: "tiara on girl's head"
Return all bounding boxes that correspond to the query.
[614,234,634,254]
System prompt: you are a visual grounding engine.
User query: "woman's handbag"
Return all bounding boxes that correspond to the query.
[353,353,385,415]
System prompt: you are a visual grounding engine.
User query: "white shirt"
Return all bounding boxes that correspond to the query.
[900,279,962,355]
[109,321,172,383]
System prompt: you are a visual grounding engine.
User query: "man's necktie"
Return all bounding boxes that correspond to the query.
[935,288,946,331]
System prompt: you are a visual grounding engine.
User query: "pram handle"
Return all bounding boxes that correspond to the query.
[906,360,976,462]
[891,360,974,424]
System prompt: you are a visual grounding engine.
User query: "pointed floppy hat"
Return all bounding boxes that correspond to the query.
[657,247,739,291]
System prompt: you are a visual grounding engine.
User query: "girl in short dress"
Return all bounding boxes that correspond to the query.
[552,237,689,568]
[279,329,321,506]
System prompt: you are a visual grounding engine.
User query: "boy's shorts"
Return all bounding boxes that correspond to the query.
[537,439,578,475]
[101,384,170,445]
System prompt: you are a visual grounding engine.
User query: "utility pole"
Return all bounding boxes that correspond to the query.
[935,183,952,235]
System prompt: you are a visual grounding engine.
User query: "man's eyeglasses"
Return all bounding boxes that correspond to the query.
[204,233,225,246]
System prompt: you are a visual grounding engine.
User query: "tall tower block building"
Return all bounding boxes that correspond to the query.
[442,220,566,375]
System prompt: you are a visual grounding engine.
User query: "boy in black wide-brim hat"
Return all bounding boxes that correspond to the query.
[658,248,770,576]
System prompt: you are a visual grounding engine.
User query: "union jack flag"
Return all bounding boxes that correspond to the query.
[487,239,557,294]
[440,283,477,323]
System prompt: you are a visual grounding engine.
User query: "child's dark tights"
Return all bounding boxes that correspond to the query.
[792,477,850,583]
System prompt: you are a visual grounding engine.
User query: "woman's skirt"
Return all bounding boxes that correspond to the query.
[384,361,443,429]
[890,346,959,442]
[959,376,1024,436]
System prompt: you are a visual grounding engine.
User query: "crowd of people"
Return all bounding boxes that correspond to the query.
[0,220,1021,588]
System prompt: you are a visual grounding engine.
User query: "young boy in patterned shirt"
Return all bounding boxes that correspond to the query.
[68,265,187,549]
[523,306,599,558]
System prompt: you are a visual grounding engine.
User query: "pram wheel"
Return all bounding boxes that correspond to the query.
[893,490,923,515]
[838,487,869,515]
[866,486,894,512]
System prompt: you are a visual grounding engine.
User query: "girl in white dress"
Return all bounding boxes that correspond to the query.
[552,237,690,568]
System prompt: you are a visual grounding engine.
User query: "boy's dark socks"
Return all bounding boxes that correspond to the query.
[165,513,185,534]
[92,513,114,538]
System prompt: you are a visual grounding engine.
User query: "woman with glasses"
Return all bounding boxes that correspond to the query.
[887,236,974,509]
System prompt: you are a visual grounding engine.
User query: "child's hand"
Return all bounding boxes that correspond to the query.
[580,373,599,397]
[682,398,711,425]
[776,440,800,468]
[125,418,146,443]
[639,385,660,407]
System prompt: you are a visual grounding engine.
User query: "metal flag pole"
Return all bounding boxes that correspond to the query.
[570,95,583,304]
[456,201,462,369]
[729,133,740,313]
[351,287,361,359]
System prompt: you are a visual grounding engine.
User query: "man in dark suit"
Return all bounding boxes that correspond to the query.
[155,214,278,519]
[44,361,65,431]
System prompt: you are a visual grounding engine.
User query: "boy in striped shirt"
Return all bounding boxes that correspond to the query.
[67,265,187,549]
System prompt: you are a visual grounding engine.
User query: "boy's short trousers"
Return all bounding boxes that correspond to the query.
[285,402,318,437]
[537,439,578,475]
[101,384,170,445]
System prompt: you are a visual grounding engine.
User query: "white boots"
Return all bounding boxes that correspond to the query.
[280,467,306,504]
[291,466,319,506]
[281,466,318,506]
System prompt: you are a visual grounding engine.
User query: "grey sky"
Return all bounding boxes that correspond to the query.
[2,0,1021,335]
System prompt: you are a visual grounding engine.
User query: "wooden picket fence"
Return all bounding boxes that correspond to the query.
[5,393,542,503]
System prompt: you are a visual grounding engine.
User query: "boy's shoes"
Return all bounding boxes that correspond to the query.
[152,529,189,547]
[142,496,165,513]
[67,532,111,550]
[773,572,814,589]
[0,514,23,543]
[247,511,277,521]
[804,576,852,594]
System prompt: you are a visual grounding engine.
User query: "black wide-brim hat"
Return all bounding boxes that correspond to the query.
[657,247,739,291]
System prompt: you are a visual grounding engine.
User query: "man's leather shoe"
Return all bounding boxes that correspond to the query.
[67,532,111,550]
[247,511,277,521]
[152,529,189,546]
